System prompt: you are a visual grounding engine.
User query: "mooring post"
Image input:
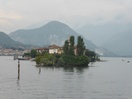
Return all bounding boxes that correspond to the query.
[39,67,41,74]
[18,60,20,79]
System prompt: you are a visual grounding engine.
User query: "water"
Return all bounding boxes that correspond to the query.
[0,56,132,99]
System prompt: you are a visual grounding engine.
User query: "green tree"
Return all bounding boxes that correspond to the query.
[63,35,75,55]
[61,54,89,66]
[23,52,30,57]
[56,57,65,66]
[77,36,85,56]
[85,49,96,62]
[35,56,42,65]
[69,36,75,55]
[63,40,69,54]
[30,49,37,58]
[36,53,56,66]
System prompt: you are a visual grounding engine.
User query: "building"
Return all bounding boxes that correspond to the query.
[36,48,49,53]
[36,45,63,54]
[49,44,63,54]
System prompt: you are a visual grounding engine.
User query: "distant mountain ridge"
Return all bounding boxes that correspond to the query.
[10,21,96,50]
[77,23,132,46]
[103,29,132,56]
[0,32,25,49]
[9,21,116,56]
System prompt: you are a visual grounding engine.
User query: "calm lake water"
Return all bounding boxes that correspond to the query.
[0,56,132,99]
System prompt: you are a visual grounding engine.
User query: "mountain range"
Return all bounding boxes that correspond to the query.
[77,23,132,46]
[103,29,132,56]
[9,21,116,56]
[10,21,97,50]
[0,32,26,49]
[77,23,132,56]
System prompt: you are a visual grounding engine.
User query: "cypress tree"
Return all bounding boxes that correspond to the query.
[63,40,69,54]
[63,35,75,55]
[77,36,85,56]
[69,36,75,55]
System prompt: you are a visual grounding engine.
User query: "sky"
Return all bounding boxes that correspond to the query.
[0,0,132,34]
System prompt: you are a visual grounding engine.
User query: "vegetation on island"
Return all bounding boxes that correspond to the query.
[34,36,98,67]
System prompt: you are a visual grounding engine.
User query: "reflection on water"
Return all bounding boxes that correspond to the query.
[0,56,132,99]
[63,66,88,73]
[36,66,89,75]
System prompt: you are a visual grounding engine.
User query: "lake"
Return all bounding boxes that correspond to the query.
[0,56,132,99]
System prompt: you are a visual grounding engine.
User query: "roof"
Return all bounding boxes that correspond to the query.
[49,44,61,49]
[36,48,49,50]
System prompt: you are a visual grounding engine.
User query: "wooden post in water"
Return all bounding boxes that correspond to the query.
[39,67,41,74]
[18,61,20,79]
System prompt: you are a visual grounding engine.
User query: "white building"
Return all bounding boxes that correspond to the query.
[49,44,63,54]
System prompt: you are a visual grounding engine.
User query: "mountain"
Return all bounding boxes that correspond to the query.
[103,29,132,56]
[76,23,132,46]
[10,21,116,56]
[10,21,97,50]
[0,32,25,49]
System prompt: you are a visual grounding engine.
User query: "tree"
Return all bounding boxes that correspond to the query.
[35,56,42,65]
[77,36,85,56]
[30,49,37,58]
[85,49,96,62]
[63,40,69,54]
[63,35,75,55]
[69,36,75,55]
[35,53,56,66]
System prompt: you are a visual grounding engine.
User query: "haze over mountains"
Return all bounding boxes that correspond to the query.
[77,23,132,56]
[103,30,132,56]
[77,23,132,46]
[0,32,26,49]
[10,21,97,50]
[10,21,116,56]
[0,20,131,56]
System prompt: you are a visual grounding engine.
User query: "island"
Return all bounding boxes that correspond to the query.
[25,36,99,67]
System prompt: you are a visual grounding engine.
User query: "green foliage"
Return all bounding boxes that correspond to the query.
[35,53,56,66]
[23,52,30,56]
[56,57,65,66]
[63,36,75,55]
[35,56,42,65]
[77,36,85,56]
[63,40,69,54]
[30,49,37,58]
[34,35,97,67]
[61,55,89,66]
[69,36,75,55]
[75,55,89,66]
[85,49,97,62]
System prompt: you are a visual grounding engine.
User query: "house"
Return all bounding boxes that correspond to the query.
[35,44,63,55]
[49,44,63,54]
[36,48,49,53]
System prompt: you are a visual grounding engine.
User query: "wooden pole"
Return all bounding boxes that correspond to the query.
[18,61,20,79]
[39,67,41,74]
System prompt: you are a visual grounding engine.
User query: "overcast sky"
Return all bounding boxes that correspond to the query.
[0,0,132,34]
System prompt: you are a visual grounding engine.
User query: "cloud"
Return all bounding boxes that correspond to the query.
[0,0,132,33]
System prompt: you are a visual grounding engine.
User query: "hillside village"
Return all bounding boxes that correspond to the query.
[0,48,25,56]
[0,44,74,56]
[0,44,63,56]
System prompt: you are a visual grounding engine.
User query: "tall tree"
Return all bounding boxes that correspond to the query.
[63,40,69,54]
[77,36,85,56]
[63,36,75,55]
[69,36,75,55]
[30,49,37,58]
